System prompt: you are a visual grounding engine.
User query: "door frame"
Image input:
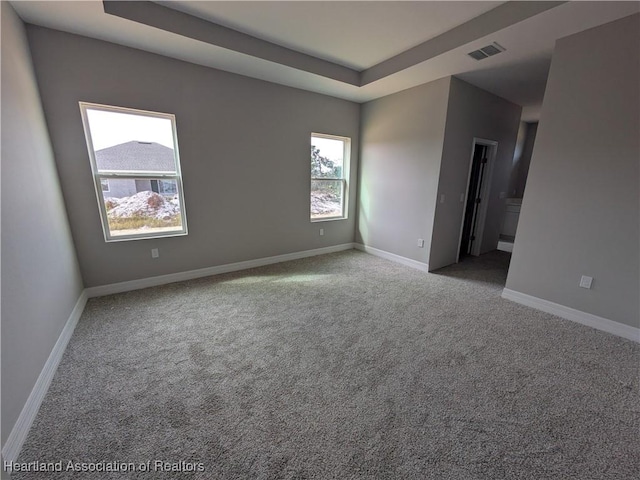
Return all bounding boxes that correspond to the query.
[456,137,498,261]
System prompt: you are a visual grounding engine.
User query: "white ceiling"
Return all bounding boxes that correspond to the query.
[10,1,640,121]
[159,1,504,70]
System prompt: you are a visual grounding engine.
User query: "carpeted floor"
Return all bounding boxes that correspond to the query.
[12,250,639,479]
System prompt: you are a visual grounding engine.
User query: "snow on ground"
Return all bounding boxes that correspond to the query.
[105,191,180,219]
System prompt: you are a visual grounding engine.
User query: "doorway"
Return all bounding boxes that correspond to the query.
[458,139,497,260]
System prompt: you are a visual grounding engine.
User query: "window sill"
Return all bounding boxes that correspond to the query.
[310,216,347,223]
[105,230,188,243]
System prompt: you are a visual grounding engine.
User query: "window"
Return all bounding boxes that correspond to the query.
[157,180,177,195]
[79,102,188,241]
[311,133,350,221]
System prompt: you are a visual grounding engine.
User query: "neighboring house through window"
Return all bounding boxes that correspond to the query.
[79,102,188,241]
[151,179,178,195]
[311,133,350,221]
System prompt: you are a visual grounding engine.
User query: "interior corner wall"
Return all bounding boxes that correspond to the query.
[511,122,538,198]
[428,77,521,271]
[507,121,528,197]
[357,77,451,264]
[506,14,640,328]
[25,26,360,288]
[1,3,84,446]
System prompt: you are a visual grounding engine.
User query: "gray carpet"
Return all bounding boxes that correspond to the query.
[13,250,639,479]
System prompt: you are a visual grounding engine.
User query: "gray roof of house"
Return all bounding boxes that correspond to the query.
[95,141,176,172]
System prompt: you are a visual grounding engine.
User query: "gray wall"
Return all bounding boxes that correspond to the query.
[26,26,360,287]
[429,77,521,270]
[105,178,138,199]
[357,76,520,270]
[356,78,451,264]
[506,14,640,328]
[508,122,538,198]
[1,3,84,446]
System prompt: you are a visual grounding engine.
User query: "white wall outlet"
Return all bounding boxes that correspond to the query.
[579,275,593,289]
[417,238,424,248]
[440,194,445,204]
[319,228,324,236]
[499,191,507,199]
[151,248,159,259]
[460,193,465,203]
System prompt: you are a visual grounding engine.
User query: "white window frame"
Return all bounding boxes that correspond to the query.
[310,133,350,222]
[79,102,188,242]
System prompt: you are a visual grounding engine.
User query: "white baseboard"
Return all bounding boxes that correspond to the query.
[86,243,356,297]
[2,291,89,464]
[502,288,639,343]
[355,243,429,272]
[2,244,358,462]
[497,240,514,252]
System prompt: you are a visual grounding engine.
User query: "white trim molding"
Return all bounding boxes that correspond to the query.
[456,137,499,260]
[2,291,89,464]
[87,243,356,297]
[2,244,358,463]
[355,243,429,272]
[502,288,639,343]
[497,240,514,253]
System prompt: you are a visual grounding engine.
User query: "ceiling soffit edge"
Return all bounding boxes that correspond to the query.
[103,0,566,88]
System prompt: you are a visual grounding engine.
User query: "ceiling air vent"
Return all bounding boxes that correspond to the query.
[468,42,505,61]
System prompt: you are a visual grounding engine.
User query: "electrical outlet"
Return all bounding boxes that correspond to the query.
[460,193,465,203]
[579,275,593,289]
[499,191,507,199]
[440,194,445,204]
[319,228,324,236]
[151,248,159,259]
[417,238,424,248]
